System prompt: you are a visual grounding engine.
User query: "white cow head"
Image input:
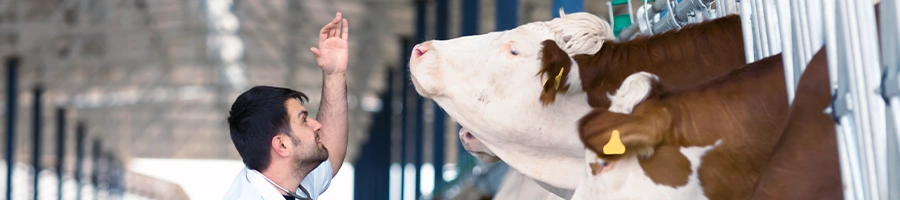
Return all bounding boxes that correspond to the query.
[408,11,614,191]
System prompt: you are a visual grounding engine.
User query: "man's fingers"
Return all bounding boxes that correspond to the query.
[310,47,321,57]
[330,13,342,37]
[330,25,337,37]
[341,18,349,40]
[319,13,342,41]
[319,25,333,43]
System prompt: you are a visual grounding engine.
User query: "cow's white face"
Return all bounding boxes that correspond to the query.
[409,12,613,191]
[410,25,547,99]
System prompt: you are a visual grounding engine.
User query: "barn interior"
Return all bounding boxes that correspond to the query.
[1,0,898,199]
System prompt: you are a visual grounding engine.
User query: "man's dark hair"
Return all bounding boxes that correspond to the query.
[227,86,309,171]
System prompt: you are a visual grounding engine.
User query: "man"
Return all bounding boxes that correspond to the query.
[223,12,350,200]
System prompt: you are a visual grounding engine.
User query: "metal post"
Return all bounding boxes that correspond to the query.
[851,0,889,197]
[75,122,86,200]
[390,40,405,200]
[740,0,756,62]
[496,0,519,31]
[91,139,101,200]
[878,0,900,197]
[826,0,889,198]
[823,1,859,199]
[753,0,769,58]
[433,0,449,197]
[56,107,66,200]
[5,56,19,200]
[764,0,781,55]
[413,1,427,199]
[32,85,44,200]
[776,0,796,104]
[750,0,763,61]
[457,0,479,185]
[796,0,811,65]
[553,0,583,17]
[402,36,419,200]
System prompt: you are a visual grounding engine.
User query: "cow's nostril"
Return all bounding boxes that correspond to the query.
[411,42,431,60]
[413,45,428,58]
[414,48,425,58]
[464,132,475,140]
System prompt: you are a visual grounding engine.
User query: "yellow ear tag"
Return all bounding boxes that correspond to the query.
[544,67,565,89]
[603,130,626,155]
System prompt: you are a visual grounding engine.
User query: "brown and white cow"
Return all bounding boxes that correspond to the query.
[573,52,790,199]
[748,42,843,200]
[410,11,748,195]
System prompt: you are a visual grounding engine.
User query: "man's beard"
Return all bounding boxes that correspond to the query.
[292,142,329,175]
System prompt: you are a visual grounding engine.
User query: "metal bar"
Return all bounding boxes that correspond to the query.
[56,107,66,200]
[776,0,796,104]
[740,0,756,62]
[791,0,805,68]
[797,0,811,65]
[629,0,635,23]
[91,139,101,200]
[401,36,413,200]
[890,98,900,200]
[880,0,900,196]
[457,0,479,184]
[842,115,867,200]
[836,125,857,200]
[413,1,427,198]
[852,0,889,198]
[837,0,875,197]
[824,0,861,198]
[5,56,19,200]
[757,0,769,56]
[495,0,519,31]
[764,0,781,54]
[843,0,882,197]
[433,0,449,196]
[553,0,584,17]
[756,0,770,57]
[75,122,86,200]
[32,86,44,200]
[751,0,763,60]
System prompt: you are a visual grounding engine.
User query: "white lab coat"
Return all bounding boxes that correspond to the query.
[223,159,334,200]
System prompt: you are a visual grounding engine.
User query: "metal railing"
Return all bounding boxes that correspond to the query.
[741,0,899,199]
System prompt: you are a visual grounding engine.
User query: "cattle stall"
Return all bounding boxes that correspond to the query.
[614,0,899,199]
[743,0,899,199]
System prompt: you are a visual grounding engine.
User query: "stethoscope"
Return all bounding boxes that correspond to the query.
[253,170,313,200]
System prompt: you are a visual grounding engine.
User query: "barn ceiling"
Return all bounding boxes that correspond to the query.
[0,0,626,168]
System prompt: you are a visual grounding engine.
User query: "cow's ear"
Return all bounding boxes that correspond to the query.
[578,104,671,160]
[538,40,573,106]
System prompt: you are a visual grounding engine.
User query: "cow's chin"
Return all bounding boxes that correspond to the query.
[470,151,501,163]
[409,66,444,98]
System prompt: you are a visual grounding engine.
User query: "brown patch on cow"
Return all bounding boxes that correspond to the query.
[579,49,792,198]
[573,15,746,109]
[750,46,843,200]
[638,145,692,187]
[538,40,572,105]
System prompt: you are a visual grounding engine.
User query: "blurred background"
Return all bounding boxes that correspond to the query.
[0,0,647,199]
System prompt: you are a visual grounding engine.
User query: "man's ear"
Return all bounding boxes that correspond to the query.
[271,134,291,157]
[537,40,573,105]
[578,104,671,160]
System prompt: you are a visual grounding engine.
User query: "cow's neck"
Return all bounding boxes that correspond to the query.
[575,14,746,109]
[434,92,592,191]
[658,54,789,199]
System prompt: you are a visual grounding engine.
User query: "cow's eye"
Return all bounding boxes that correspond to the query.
[509,44,519,56]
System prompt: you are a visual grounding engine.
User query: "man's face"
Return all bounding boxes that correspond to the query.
[285,98,329,169]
